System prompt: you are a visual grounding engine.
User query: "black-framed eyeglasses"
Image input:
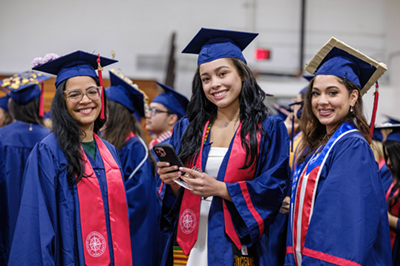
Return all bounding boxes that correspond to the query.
[146,107,172,117]
[64,86,102,103]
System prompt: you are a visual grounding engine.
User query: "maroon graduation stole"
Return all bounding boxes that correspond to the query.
[76,133,132,265]
[176,121,260,256]
[386,181,400,249]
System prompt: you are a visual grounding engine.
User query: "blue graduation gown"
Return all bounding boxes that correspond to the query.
[160,116,290,266]
[8,133,125,265]
[0,135,8,265]
[0,121,50,261]
[120,136,167,266]
[285,131,392,265]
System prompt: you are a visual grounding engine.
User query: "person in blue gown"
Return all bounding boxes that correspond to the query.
[0,71,51,264]
[146,82,189,150]
[157,28,290,266]
[379,123,400,265]
[8,51,132,265]
[0,134,7,265]
[0,95,12,128]
[285,37,391,265]
[102,69,167,266]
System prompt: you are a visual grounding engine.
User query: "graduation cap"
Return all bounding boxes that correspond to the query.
[106,70,147,120]
[182,28,258,65]
[375,124,400,143]
[152,83,189,119]
[305,37,387,96]
[0,95,9,112]
[0,70,51,116]
[32,50,117,119]
[299,75,314,95]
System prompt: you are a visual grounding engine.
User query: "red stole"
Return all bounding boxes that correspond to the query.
[76,134,132,265]
[176,121,260,256]
[386,181,400,249]
[125,131,136,142]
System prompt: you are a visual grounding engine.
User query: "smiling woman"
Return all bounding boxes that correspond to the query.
[157,28,290,266]
[8,51,133,265]
[285,38,391,265]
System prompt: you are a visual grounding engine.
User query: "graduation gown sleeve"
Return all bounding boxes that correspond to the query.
[8,140,61,265]
[225,115,290,246]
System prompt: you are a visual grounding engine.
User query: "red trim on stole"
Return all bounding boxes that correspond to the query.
[293,165,320,266]
[77,134,132,265]
[176,121,261,255]
[303,248,361,266]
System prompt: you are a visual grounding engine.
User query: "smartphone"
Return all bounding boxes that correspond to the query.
[153,143,185,173]
[153,143,191,190]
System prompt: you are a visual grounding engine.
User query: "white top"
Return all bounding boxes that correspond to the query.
[186,147,228,266]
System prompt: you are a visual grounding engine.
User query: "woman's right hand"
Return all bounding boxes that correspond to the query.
[157,161,181,196]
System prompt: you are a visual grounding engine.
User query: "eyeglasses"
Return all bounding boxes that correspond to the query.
[64,86,102,103]
[146,107,172,117]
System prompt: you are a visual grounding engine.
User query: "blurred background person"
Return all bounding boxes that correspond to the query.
[0,71,51,264]
[102,69,166,266]
[0,95,12,128]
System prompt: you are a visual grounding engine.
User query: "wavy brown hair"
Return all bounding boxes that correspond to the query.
[297,76,371,165]
[102,100,156,173]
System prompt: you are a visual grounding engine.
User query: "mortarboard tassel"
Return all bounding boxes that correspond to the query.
[369,81,379,139]
[39,82,44,117]
[97,54,105,119]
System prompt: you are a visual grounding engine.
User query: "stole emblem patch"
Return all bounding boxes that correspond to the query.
[179,209,197,234]
[86,231,107,257]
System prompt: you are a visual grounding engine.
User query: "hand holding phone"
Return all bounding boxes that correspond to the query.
[153,144,191,190]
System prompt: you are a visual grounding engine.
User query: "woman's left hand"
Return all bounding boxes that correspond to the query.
[179,167,232,201]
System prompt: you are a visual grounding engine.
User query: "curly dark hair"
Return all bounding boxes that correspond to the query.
[297,76,371,165]
[178,57,270,168]
[51,78,107,184]
[384,140,400,210]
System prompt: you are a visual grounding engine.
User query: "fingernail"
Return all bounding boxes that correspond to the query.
[179,167,183,171]
[166,163,170,166]
[174,166,178,169]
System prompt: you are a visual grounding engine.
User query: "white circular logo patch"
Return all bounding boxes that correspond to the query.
[179,209,197,234]
[85,231,107,257]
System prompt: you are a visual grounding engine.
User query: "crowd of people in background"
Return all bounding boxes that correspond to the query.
[0,27,398,266]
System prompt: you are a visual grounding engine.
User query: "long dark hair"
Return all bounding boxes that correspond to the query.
[297,76,371,165]
[51,78,107,184]
[384,140,400,210]
[8,98,44,125]
[102,100,156,173]
[178,57,269,168]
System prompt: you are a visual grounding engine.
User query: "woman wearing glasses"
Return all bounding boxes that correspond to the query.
[8,51,133,265]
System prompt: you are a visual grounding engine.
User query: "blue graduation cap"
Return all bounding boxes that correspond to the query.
[0,70,51,105]
[182,28,258,65]
[32,50,117,87]
[371,128,383,142]
[375,124,400,143]
[105,70,146,119]
[0,95,9,112]
[152,83,189,119]
[33,50,117,119]
[305,37,387,96]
